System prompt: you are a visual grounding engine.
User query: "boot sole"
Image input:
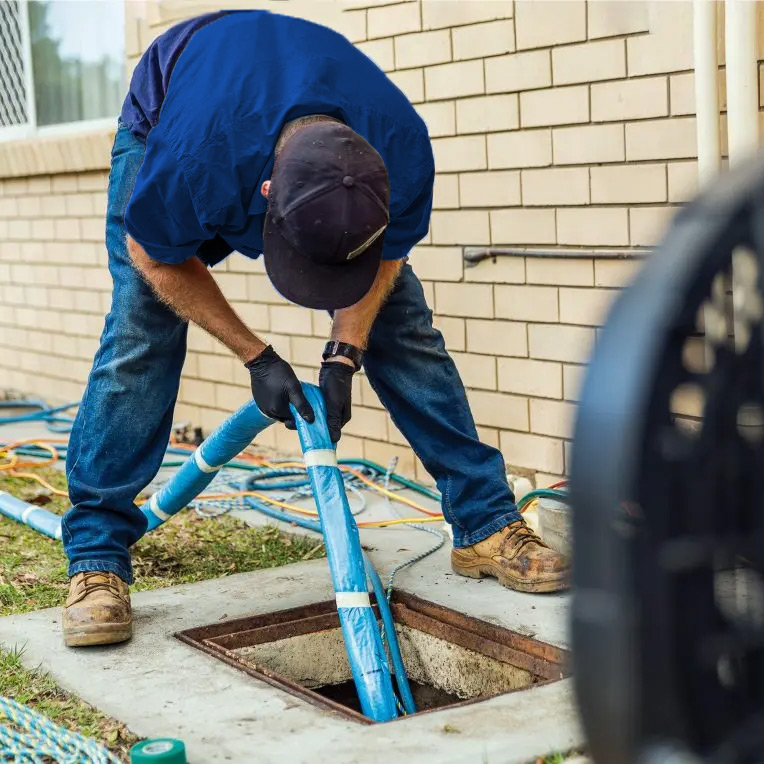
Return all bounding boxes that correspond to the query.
[451,552,569,594]
[63,622,132,648]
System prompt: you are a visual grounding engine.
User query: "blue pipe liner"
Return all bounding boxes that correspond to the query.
[142,401,274,530]
[0,387,408,721]
[241,491,417,715]
[289,385,398,721]
[0,490,62,540]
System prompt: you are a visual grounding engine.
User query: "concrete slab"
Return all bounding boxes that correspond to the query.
[0,562,582,763]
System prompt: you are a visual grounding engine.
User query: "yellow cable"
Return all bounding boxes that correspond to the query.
[191,490,321,516]
[271,460,441,516]
[358,516,444,528]
[191,489,444,527]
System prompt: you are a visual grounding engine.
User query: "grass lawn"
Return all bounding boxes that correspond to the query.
[0,465,324,761]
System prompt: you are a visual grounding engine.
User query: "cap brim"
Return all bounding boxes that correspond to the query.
[263,213,383,310]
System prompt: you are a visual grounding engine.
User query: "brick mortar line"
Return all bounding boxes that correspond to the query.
[0,178,107,196]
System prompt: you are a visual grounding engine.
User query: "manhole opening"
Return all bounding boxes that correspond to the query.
[176,591,570,724]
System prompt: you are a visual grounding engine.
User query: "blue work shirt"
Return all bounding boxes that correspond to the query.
[122,10,435,267]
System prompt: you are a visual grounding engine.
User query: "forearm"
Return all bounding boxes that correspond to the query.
[127,236,266,363]
[331,259,403,348]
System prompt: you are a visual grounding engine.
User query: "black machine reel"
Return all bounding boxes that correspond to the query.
[572,157,764,764]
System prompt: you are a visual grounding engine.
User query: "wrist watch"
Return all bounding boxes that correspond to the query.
[322,340,363,371]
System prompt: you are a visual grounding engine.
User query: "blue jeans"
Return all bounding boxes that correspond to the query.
[63,122,521,584]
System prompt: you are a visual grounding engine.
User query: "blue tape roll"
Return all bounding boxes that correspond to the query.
[291,385,399,722]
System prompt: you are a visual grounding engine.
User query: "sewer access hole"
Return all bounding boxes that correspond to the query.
[176,591,570,723]
[318,679,461,714]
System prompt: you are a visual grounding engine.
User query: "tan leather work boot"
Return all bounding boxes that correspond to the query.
[63,572,132,647]
[451,521,569,593]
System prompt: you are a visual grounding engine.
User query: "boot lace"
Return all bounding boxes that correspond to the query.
[80,572,124,599]
[502,521,544,552]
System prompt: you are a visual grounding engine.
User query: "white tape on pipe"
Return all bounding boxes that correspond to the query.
[193,448,220,474]
[303,449,338,468]
[149,495,171,521]
[21,506,35,523]
[335,591,372,608]
[55,525,62,540]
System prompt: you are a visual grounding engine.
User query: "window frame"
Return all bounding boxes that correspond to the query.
[0,0,122,142]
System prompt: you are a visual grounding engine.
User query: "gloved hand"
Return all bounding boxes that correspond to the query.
[245,345,314,427]
[319,360,355,443]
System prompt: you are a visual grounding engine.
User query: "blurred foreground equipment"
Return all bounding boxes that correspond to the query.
[571,158,764,764]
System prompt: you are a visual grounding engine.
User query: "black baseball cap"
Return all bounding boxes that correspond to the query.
[263,121,390,310]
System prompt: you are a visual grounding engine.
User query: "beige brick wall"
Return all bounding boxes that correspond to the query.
[1,0,760,489]
[0,172,112,404]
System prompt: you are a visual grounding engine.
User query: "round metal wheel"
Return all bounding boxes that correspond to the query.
[571,157,764,764]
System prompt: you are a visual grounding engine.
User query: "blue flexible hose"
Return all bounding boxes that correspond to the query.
[243,494,321,532]
[0,400,78,433]
[143,390,402,721]
[363,556,417,714]
[289,385,398,721]
[142,402,274,530]
[240,494,417,714]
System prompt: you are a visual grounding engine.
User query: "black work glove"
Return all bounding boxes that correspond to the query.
[245,345,314,428]
[319,360,355,443]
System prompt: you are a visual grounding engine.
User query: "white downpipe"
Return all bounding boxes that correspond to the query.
[692,0,720,183]
[725,0,759,166]
[693,0,721,364]
[724,0,759,353]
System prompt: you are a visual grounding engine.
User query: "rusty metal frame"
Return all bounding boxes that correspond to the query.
[176,591,570,724]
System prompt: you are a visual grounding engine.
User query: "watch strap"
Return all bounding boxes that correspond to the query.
[322,340,363,371]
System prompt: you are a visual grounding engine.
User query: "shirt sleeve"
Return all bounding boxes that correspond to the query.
[124,123,211,264]
[381,142,435,261]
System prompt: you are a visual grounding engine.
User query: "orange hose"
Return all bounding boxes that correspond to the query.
[0,439,69,497]
[0,439,60,470]
[6,470,68,497]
